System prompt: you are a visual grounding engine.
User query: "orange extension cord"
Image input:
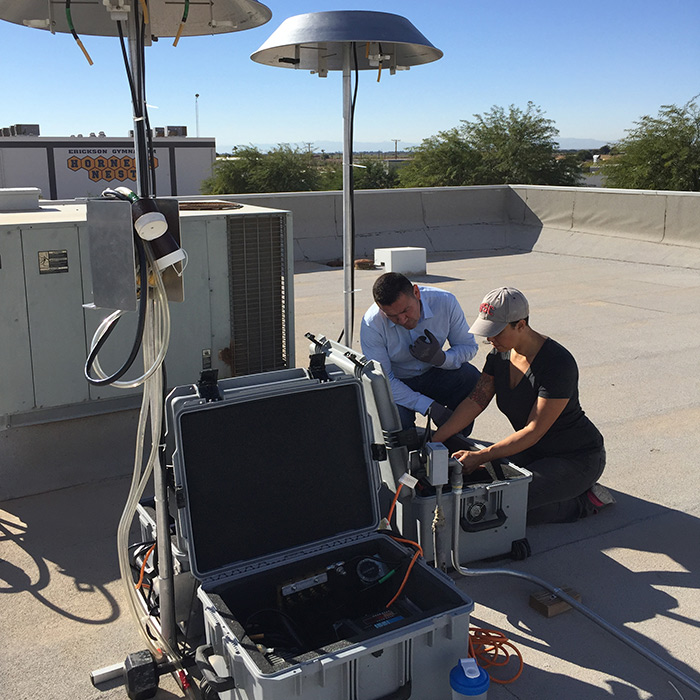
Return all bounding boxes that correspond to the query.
[386,483,524,684]
[469,626,524,684]
[135,543,156,590]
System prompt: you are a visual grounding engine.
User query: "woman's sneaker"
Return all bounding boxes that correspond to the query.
[586,483,616,513]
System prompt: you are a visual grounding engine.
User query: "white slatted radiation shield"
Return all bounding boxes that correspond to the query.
[227,213,291,375]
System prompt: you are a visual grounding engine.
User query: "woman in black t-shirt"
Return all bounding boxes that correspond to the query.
[433,287,612,524]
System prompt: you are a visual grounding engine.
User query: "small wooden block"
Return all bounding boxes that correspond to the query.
[529,587,582,617]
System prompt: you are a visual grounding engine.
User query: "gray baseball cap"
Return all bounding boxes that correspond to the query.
[469,287,529,336]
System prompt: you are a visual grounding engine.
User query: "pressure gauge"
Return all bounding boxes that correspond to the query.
[356,557,389,584]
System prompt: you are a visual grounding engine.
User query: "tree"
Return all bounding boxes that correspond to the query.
[399,103,582,188]
[354,156,399,189]
[201,145,263,194]
[201,144,320,194]
[257,144,320,192]
[602,98,700,191]
[399,128,480,187]
[314,155,399,191]
[318,160,343,191]
[463,103,581,185]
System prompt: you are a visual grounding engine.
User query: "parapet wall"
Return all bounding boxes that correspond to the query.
[197,185,700,267]
[505,185,700,247]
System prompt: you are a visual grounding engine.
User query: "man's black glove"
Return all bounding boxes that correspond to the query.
[428,401,453,427]
[409,329,446,366]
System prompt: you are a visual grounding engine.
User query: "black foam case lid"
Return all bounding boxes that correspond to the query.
[172,380,379,580]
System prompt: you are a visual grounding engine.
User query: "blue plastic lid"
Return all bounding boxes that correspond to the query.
[449,658,490,696]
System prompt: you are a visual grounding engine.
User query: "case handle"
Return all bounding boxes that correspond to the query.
[461,507,507,533]
[195,644,236,692]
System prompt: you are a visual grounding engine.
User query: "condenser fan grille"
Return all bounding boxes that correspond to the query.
[227,214,289,375]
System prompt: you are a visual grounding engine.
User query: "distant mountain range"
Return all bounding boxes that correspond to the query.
[217,137,613,154]
[556,137,612,150]
[217,140,418,154]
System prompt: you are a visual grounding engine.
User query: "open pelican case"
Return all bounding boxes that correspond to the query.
[166,367,474,700]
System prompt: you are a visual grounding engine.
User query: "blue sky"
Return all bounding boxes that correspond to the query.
[1,0,699,152]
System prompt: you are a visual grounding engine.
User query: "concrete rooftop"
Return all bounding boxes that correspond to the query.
[2,242,700,699]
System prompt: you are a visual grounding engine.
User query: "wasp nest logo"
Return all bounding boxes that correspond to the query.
[67,154,159,182]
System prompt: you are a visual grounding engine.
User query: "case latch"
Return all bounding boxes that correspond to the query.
[196,369,223,402]
[308,352,330,381]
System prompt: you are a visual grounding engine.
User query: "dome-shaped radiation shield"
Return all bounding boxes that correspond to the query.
[250,11,442,73]
[0,0,271,38]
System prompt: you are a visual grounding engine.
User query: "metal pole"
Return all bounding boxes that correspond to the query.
[153,429,177,650]
[127,6,150,198]
[127,10,175,650]
[342,43,354,346]
[195,93,200,138]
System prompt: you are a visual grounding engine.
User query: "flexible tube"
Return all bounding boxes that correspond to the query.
[65,0,93,65]
[449,477,700,695]
[114,262,182,672]
[115,307,160,654]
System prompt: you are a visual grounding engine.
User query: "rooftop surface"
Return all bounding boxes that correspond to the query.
[2,244,700,699]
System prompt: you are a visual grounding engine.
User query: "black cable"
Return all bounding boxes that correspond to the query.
[245,609,308,651]
[117,18,148,196]
[84,231,149,386]
[119,7,151,197]
[349,42,359,334]
[117,21,139,109]
[138,13,158,196]
[134,10,150,197]
[128,540,156,552]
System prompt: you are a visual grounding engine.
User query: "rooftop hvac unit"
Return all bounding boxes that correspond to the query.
[0,201,294,426]
[12,124,40,136]
[167,125,188,137]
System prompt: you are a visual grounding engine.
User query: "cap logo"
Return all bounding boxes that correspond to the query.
[480,302,495,317]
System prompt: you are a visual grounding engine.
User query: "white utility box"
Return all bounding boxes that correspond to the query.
[374,246,426,276]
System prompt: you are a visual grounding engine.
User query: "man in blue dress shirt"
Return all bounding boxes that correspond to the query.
[360,272,480,431]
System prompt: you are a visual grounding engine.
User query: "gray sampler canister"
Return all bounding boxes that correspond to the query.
[450,657,490,699]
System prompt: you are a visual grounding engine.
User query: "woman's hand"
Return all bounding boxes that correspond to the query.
[452,449,488,474]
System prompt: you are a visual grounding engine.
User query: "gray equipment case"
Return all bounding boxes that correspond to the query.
[406,442,532,563]
[167,369,474,700]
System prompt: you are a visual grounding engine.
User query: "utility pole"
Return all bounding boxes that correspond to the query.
[391,138,401,159]
[195,93,200,137]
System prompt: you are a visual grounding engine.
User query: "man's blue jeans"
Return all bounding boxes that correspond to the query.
[397,362,480,430]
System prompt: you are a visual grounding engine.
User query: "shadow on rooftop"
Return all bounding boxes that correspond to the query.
[293,247,532,276]
[464,491,700,698]
[0,477,131,626]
